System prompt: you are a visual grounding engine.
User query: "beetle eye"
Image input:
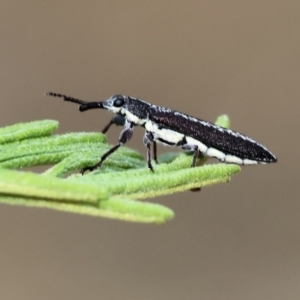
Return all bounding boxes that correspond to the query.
[113,95,125,107]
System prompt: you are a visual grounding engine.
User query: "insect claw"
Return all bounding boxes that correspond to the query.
[190,187,201,192]
[80,165,96,175]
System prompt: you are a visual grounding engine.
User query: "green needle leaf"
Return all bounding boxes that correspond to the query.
[0,116,240,224]
[0,120,59,144]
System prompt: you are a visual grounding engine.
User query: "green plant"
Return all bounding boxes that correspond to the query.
[0,116,240,224]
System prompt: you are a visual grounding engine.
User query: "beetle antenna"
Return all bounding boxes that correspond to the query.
[45,92,104,111]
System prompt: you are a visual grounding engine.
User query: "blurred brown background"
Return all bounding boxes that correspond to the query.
[0,1,299,299]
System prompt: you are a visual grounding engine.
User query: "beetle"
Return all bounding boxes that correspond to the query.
[46,92,277,174]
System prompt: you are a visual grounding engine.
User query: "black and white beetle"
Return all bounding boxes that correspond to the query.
[46,92,277,174]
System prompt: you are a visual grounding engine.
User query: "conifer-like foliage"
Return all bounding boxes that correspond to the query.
[0,116,240,224]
